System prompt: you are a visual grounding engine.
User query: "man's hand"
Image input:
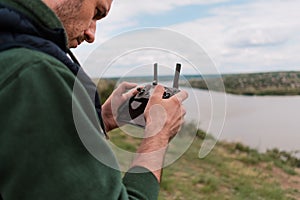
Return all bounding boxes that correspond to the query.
[131,85,188,182]
[144,85,188,141]
[101,82,137,132]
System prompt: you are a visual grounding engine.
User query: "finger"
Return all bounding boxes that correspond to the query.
[132,88,139,96]
[115,82,138,95]
[122,87,139,99]
[122,83,142,99]
[122,81,138,90]
[151,85,165,99]
[172,90,188,102]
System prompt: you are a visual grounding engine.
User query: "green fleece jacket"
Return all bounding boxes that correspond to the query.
[0,0,159,199]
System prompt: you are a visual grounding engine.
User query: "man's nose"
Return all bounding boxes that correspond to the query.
[84,21,96,43]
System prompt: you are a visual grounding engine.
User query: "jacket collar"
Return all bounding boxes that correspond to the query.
[0,0,68,49]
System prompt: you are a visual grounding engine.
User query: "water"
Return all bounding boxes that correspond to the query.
[182,87,300,154]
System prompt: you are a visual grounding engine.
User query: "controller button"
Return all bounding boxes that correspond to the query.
[163,92,171,99]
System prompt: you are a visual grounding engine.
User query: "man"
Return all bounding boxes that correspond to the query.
[0,0,188,199]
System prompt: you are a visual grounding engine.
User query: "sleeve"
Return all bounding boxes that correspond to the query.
[121,166,160,200]
[0,58,159,200]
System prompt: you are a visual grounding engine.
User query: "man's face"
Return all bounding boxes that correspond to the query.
[53,0,112,48]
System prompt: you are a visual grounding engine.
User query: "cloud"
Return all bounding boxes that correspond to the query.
[107,0,229,20]
[226,26,290,48]
[169,0,300,73]
[74,0,300,75]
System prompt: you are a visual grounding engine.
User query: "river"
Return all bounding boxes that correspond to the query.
[182,87,300,154]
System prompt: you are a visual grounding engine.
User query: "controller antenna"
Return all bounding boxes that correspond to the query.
[173,63,181,89]
[153,63,158,85]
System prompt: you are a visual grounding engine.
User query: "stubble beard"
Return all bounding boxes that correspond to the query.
[53,0,84,47]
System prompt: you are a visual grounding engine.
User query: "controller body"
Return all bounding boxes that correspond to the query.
[116,63,181,128]
[117,84,180,127]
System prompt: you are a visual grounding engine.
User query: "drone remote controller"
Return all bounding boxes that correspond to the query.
[117,63,181,127]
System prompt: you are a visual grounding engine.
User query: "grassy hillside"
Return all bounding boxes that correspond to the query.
[96,77,300,199]
[93,78,116,104]
[188,71,300,95]
[109,125,300,200]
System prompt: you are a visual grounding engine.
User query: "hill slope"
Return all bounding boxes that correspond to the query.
[188,71,300,95]
[109,126,300,200]
[96,76,300,199]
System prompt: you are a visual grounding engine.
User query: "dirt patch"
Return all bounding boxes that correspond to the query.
[272,167,300,199]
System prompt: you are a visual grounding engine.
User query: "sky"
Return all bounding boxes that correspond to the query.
[74,0,300,77]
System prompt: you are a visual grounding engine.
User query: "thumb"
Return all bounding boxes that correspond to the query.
[151,85,165,99]
[115,82,138,96]
[122,82,138,90]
